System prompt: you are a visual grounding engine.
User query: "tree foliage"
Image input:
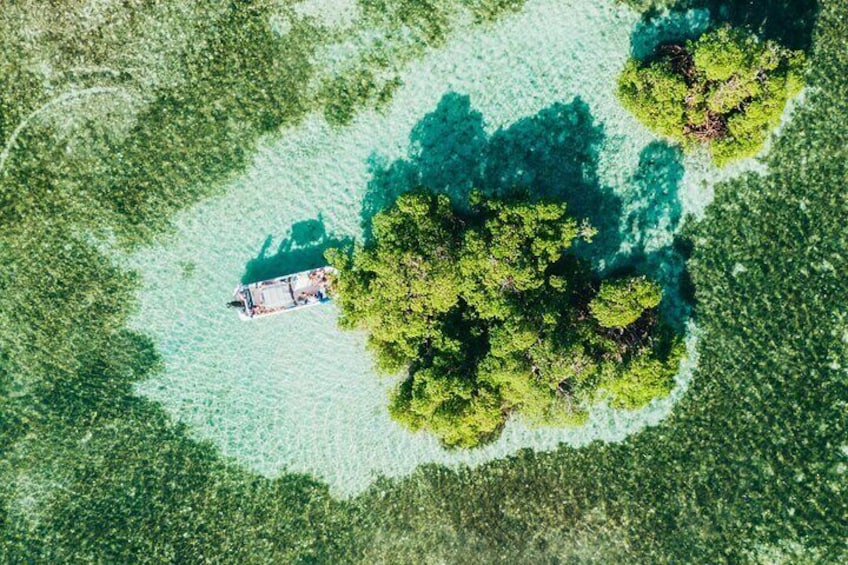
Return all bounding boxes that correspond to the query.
[590,276,662,328]
[617,25,805,165]
[328,192,683,448]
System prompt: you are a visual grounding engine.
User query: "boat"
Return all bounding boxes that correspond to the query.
[229,266,336,320]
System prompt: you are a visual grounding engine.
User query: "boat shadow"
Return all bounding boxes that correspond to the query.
[241,216,351,285]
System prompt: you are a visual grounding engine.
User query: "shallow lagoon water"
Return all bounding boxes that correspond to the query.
[130,0,761,496]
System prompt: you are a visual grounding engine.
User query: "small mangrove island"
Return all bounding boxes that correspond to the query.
[328,192,684,448]
[618,25,805,164]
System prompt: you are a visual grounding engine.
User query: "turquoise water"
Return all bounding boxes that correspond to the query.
[128,0,783,496]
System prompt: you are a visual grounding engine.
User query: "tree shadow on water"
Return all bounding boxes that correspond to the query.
[622,141,684,244]
[361,93,694,325]
[361,92,620,263]
[630,0,819,57]
[610,141,692,331]
[360,92,487,240]
[629,8,712,60]
[483,98,619,262]
[411,92,489,198]
[241,216,351,284]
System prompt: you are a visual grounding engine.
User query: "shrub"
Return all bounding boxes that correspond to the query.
[602,339,684,409]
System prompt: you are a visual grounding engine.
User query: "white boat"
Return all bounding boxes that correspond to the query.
[229,266,335,320]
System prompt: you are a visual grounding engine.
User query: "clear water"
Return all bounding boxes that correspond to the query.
[129,0,760,496]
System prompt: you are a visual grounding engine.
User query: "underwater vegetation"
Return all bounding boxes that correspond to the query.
[0,0,525,561]
[0,0,526,240]
[329,192,683,447]
[618,25,805,165]
[320,0,526,126]
[0,0,845,563]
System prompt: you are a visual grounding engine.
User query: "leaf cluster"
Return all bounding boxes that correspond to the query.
[590,276,662,329]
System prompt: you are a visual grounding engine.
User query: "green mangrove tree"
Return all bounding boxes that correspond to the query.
[327,192,684,448]
[617,25,805,165]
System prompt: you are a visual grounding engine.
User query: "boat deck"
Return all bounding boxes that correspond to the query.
[233,267,334,320]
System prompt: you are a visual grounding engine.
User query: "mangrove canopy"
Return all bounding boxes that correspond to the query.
[327,192,684,448]
[617,25,805,165]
